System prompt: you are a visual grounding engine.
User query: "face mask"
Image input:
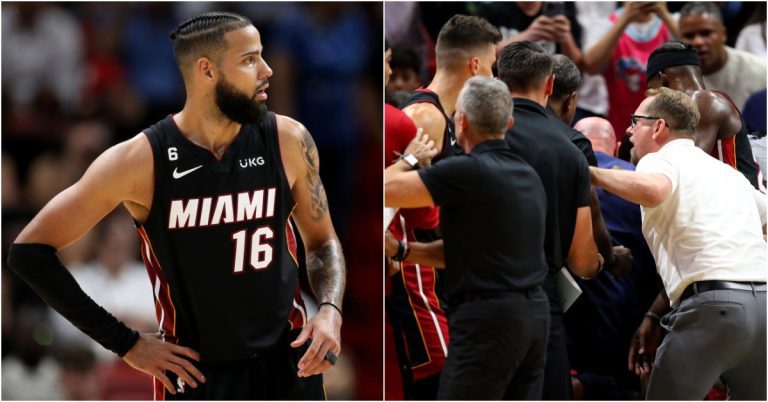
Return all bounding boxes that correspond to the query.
[627,17,661,43]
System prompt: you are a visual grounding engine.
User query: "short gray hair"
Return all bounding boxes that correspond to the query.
[456,76,513,136]
[552,54,581,100]
[680,2,723,24]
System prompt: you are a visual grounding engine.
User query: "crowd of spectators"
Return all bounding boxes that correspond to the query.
[385,2,766,150]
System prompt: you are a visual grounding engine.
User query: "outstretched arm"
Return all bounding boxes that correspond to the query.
[385,132,439,208]
[277,115,346,378]
[8,134,205,395]
[590,166,672,208]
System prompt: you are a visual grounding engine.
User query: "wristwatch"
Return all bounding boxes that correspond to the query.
[400,153,419,170]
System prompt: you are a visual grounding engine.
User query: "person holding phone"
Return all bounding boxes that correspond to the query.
[473,1,583,63]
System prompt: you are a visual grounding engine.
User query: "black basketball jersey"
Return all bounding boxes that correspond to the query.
[401,88,463,159]
[137,113,306,362]
[712,90,760,190]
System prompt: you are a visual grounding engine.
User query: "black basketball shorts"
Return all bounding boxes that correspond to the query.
[158,327,325,400]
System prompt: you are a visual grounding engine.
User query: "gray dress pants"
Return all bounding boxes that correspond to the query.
[647,287,766,400]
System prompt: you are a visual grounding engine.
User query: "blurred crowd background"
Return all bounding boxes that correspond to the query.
[385,2,766,149]
[2,2,382,400]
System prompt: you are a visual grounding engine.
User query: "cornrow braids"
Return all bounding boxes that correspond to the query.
[170,12,252,72]
[170,12,250,41]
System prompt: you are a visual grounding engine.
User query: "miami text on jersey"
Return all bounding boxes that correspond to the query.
[168,187,277,229]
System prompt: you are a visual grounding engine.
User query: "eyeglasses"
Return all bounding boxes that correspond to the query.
[630,114,660,129]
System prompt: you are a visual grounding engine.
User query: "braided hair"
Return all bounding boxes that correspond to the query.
[170,12,252,72]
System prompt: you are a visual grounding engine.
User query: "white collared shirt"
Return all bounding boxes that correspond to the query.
[636,139,767,307]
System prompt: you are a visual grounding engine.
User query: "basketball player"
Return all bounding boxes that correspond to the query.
[401,14,502,159]
[385,42,449,399]
[646,40,761,189]
[7,12,345,400]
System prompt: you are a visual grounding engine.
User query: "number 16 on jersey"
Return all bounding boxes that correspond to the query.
[232,227,274,273]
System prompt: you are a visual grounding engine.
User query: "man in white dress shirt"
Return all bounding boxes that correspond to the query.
[590,87,766,400]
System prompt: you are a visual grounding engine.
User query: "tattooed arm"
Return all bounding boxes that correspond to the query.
[276,114,346,377]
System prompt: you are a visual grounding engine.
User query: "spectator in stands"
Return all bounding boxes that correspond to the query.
[1,307,63,399]
[25,120,112,210]
[679,2,767,109]
[386,46,423,107]
[78,3,146,140]
[121,4,185,123]
[2,155,22,211]
[1,3,85,111]
[735,5,766,57]
[582,2,676,161]
[473,1,582,65]
[269,3,373,238]
[572,2,615,122]
[50,211,156,362]
[55,344,101,400]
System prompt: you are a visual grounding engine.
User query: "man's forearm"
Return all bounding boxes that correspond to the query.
[649,290,672,316]
[7,243,139,356]
[404,239,445,268]
[583,19,627,74]
[385,160,414,208]
[384,161,434,209]
[589,186,615,267]
[590,167,670,208]
[306,239,346,308]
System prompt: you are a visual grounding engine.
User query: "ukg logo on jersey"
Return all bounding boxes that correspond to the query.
[239,157,266,168]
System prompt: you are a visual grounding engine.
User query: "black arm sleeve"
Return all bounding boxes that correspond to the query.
[7,243,140,357]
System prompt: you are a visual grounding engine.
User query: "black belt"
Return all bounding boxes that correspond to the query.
[680,281,767,302]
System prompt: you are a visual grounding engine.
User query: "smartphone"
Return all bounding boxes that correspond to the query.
[543,2,566,17]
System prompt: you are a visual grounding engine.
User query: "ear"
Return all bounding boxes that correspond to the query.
[718,24,727,43]
[460,112,470,132]
[196,57,217,82]
[564,92,578,115]
[651,119,666,140]
[544,74,555,97]
[470,56,480,76]
[658,71,668,86]
[507,115,515,130]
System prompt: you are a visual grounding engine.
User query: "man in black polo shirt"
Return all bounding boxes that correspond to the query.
[385,76,550,400]
[547,54,632,277]
[547,54,597,166]
[497,41,603,400]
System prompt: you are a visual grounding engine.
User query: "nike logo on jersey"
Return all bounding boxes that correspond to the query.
[172,165,203,179]
[451,138,457,146]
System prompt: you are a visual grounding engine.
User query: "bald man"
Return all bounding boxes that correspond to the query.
[575,117,617,157]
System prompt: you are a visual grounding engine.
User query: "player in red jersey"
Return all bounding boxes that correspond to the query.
[385,44,449,400]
